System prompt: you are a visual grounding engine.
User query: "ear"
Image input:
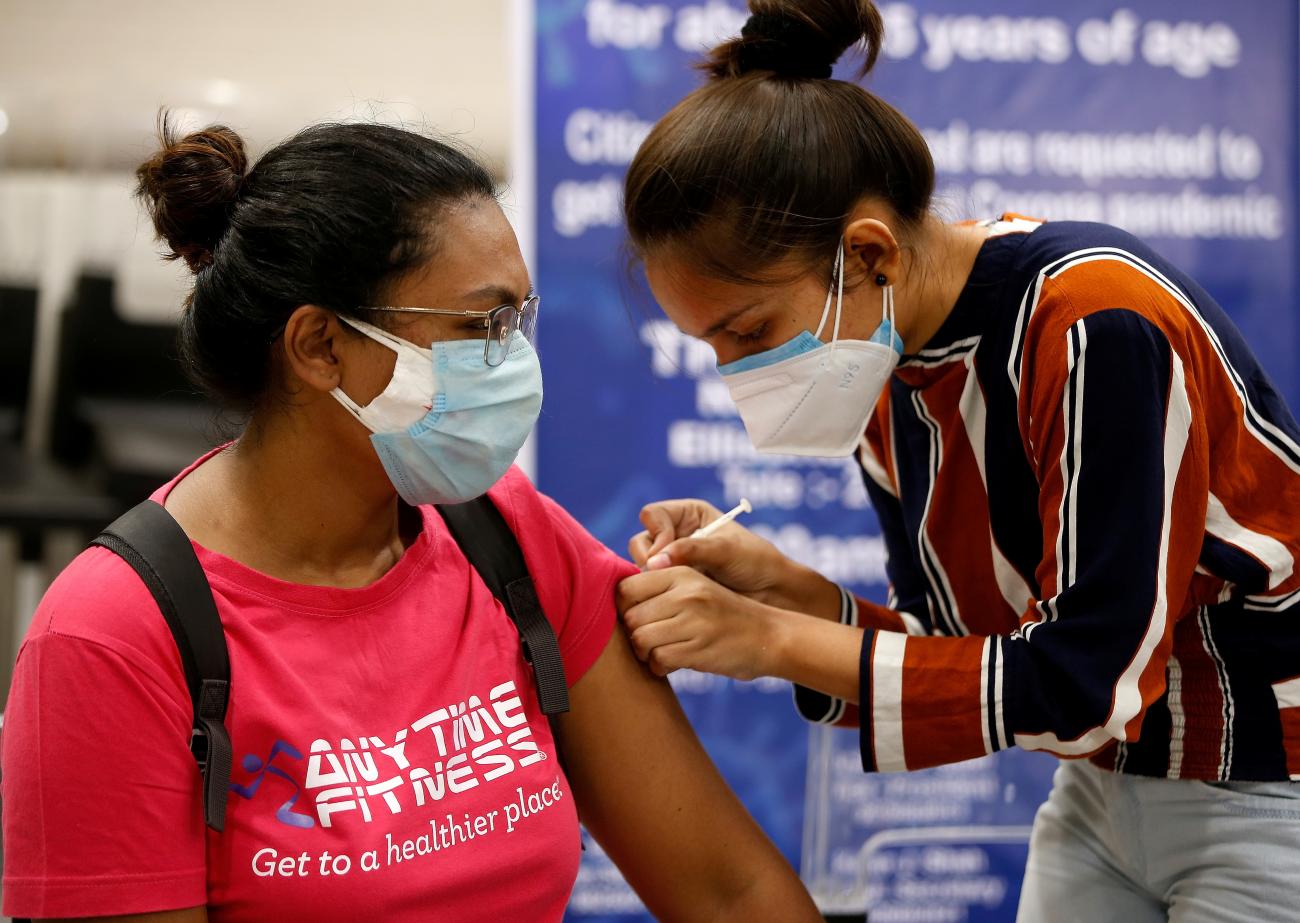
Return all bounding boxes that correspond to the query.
[842,217,903,286]
[279,305,350,395]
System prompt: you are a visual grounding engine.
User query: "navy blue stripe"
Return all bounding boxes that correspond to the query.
[857,414,935,634]
[859,630,879,773]
[1200,535,1272,595]
[792,684,837,724]
[1244,589,1300,610]
[911,392,963,636]
[985,638,1001,752]
[904,339,978,365]
[920,547,959,635]
[972,347,1043,603]
[1008,309,1173,743]
[1010,282,1037,387]
[1117,672,1173,777]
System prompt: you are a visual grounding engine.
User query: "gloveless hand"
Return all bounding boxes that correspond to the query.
[628,498,839,618]
[616,565,785,681]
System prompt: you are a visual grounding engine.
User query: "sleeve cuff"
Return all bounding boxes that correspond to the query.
[859,626,886,771]
[859,631,1004,774]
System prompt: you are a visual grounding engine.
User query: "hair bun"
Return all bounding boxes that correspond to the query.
[135,113,247,273]
[703,0,885,81]
[738,13,839,79]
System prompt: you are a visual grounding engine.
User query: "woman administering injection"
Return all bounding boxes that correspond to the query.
[618,2,1300,920]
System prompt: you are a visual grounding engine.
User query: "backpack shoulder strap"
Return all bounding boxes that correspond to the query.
[437,495,570,717]
[92,500,232,832]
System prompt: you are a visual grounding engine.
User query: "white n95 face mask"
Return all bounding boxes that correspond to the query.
[716,242,904,458]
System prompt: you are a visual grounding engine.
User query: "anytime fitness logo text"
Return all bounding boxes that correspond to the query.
[229,679,547,829]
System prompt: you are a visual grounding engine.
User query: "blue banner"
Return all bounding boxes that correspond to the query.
[532,2,1298,920]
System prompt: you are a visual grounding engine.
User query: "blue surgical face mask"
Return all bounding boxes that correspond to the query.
[331,317,543,505]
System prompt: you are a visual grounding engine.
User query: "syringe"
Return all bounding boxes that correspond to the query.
[690,498,753,539]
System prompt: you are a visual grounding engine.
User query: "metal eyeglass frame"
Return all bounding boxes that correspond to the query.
[361,293,539,367]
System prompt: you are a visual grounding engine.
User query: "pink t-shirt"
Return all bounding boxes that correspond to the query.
[3,451,634,921]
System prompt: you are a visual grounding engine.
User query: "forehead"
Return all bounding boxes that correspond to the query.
[643,253,817,337]
[644,258,754,326]
[387,198,529,304]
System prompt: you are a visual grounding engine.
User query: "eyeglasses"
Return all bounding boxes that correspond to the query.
[362,293,539,367]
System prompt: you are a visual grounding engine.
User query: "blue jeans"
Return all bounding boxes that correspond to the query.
[1018,759,1300,922]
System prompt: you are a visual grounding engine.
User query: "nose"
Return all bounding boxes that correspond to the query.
[711,342,749,368]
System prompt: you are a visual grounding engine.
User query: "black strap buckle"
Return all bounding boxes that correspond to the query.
[189,725,210,771]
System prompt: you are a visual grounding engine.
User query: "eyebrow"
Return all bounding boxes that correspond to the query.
[700,301,762,339]
[461,284,532,307]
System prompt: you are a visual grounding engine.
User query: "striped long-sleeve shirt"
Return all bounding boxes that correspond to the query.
[797,215,1300,782]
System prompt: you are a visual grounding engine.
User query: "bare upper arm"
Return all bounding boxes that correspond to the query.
[556,624,819,922]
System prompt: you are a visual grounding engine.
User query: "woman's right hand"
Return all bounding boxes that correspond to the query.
[628,498,842,620]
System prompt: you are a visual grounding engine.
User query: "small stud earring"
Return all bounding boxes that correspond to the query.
[875,274,888,286]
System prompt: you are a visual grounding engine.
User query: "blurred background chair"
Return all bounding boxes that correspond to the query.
[0,175,219,711]
[0,285,35,444]
[50,271,219,504]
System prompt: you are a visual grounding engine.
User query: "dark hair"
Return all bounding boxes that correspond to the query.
[623,0,934,284]
[135,115,496,412]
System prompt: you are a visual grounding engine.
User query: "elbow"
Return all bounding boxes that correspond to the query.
[709,870,821,923]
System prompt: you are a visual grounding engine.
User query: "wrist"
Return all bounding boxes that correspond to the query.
[778,561,843,621]
[763,607,864,704]
[756,603,800,680]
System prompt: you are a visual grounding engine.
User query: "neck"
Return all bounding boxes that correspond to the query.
[202,409,412,584]
[896,216,988,354]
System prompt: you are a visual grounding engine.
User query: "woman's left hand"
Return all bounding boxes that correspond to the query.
[616,566,780,680]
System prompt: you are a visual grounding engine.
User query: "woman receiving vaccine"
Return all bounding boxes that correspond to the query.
[618,2,1300,919]
[1,119,818,922]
